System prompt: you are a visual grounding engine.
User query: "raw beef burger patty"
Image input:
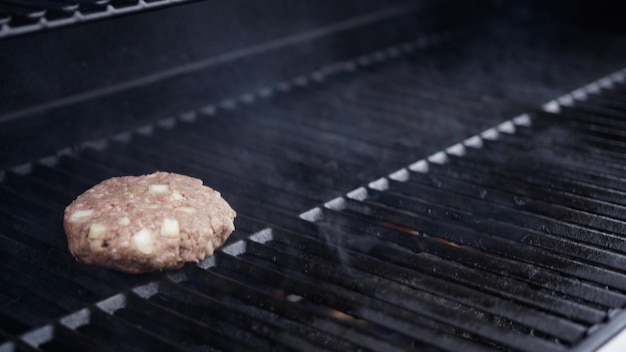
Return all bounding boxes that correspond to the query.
[64,172,236,273]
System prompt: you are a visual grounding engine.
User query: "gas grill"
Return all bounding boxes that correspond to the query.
[3,0,626,351]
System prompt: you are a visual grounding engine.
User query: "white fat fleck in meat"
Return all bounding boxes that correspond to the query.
[160,218,180,238]
[69,209,94,222]
[175,207,196,214]
[172,191,184,200]
[149,184,169,193]
[88,223,107,239]
[132,229,154,255]
[117,217,131,226]
[89,239,105,252]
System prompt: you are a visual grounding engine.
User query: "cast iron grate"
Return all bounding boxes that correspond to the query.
[0,0,199,39]
[3,24,626,351]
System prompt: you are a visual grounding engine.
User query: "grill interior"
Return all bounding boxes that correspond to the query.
[3,1,626,351]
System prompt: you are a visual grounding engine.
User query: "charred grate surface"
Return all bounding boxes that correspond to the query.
[304,72,626,351]
[0,0,200,39]
[3,23,626,352]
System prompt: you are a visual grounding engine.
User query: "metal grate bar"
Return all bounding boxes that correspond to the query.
[150,280,359,352]
[0,235,111,303]
[402,154,621,247]
[366,188,626,284]
[0,338,39,352]
[470,135,626,188]
[323,206,606,324]
[307,207,624,309]
[39,323,116,352]
[343,192,626,291]
[462,142,626,200]
[0,0,199,39]
[176,265,409,352]
[445,150,626,213]
[253,225,588,343]
[406,165,626,236]
[331,190,625,292]
[114,291,277,352]
[212,248,504,351]
[490,128,626,181]
[71,305,189,352]
[241,239,571,351]
[401,162,626,253]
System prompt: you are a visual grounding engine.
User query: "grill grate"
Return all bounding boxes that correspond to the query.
[3,20,626,351]
[0,0,199,39]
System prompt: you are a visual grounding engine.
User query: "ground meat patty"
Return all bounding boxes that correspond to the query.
[63,172,236,273]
